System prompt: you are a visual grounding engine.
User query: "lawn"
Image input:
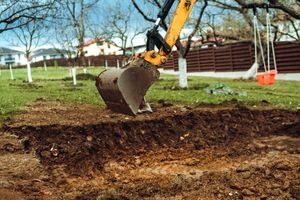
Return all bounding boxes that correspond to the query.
[0,66,300,121]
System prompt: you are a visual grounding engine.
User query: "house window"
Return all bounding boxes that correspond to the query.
[18,54,21,60]
[43,56,46,60]
[96,41,104,46]
[108,43,111,49]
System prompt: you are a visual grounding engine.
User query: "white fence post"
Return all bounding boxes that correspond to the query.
[9,64,14,80]
[105,60,108,69]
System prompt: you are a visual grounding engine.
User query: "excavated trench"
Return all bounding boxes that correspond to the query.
[2,100,300,199]
[5,102,299,173]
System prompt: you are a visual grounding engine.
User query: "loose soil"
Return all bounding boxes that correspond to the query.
[0,100,299,200]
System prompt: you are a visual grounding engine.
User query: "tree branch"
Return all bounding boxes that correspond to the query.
[131,0,156,23]
[183,0,208,57]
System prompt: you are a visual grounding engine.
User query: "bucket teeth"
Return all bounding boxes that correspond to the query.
[95,58,159,115]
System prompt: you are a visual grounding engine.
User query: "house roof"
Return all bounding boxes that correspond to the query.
[32,48,72,57]
[82,38,117,47]
[124,44,146,51]
[0,47,22,55]
[83,38,103,46]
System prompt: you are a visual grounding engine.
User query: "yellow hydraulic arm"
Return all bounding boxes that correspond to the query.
[96,0,197,115]
[141,0,197,65]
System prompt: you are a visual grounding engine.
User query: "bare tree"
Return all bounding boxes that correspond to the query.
[55,0,100,65]
[53,25,76,66]
[13,18,48,83]
[208,0,300,42]
[99,2,148,56]
[52,0,99,85]
[0,0,55,33]
[235,0,300,20]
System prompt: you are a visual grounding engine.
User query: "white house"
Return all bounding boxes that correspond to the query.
[31,48,72,62]
[82,38,120,56]
[123,44,146,55]
[0,47,27,66]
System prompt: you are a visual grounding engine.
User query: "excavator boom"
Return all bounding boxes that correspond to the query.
[96,0,196,115]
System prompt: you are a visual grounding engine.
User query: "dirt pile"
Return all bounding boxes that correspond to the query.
[1,100,299,199]
[4,101,299,174]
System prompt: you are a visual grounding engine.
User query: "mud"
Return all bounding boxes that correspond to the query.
[0,100,299,199]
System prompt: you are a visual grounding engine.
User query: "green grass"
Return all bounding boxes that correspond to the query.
[0,66,299,122]
[0,67,104,120]
[149,75,300,108]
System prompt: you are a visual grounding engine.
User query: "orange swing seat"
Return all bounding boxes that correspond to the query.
[256,69,277,85]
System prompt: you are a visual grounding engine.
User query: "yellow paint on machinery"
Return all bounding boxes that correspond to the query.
[96,0,197,115]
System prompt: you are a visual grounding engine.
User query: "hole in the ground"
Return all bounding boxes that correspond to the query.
[4,107,299,176]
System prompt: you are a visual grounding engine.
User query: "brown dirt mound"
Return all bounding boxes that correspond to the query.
[4,101,299,173]
[2,100,300,199]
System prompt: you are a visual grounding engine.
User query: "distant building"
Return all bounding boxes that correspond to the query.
[32,48,72,62]
[82,38,120,56]
[123,44,146,55]
[0,47,27,66]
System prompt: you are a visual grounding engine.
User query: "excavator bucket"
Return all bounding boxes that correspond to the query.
[95,59,159,115]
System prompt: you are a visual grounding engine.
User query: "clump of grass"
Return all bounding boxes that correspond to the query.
[63,73,96,81]
[9,82,43,89]
[163,83,209,91]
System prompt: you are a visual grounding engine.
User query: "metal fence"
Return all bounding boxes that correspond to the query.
[162,41,300,73]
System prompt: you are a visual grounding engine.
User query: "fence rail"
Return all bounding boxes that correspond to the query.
[162,41,300,73]
[31,55,128,68]
[27,41,300,73]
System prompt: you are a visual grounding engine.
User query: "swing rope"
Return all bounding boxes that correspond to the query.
[255,3,278,85]
[253,7,267,74]
[266,7,277,72]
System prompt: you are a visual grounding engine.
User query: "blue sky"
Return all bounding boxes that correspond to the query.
[0,0,221,50]
[0,0,153,49]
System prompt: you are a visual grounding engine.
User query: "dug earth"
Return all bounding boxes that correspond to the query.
[0,100,299,199]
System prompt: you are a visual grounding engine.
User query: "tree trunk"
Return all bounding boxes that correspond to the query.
[178,54,188,88]
[242,63,259,79]
[44,61,47,72]
[105,60,108,69]
[72,67,77,86]
[9,64,14,80]
[117,59,120,68]
[26,60,33,83]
